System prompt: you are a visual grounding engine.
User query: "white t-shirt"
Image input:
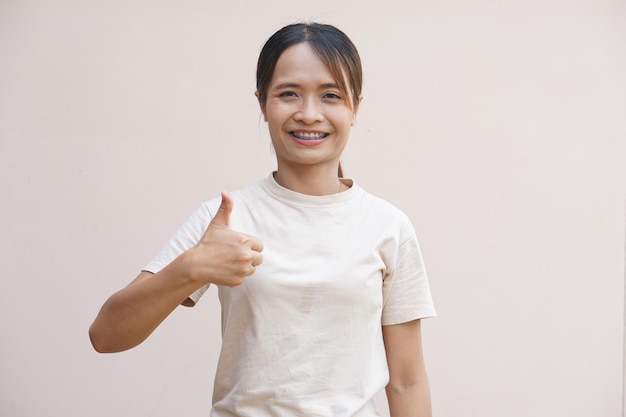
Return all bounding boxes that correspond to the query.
[144,174,436,417]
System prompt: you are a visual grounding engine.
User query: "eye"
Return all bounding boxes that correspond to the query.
[279,91,298,98]
[323,92,342,100]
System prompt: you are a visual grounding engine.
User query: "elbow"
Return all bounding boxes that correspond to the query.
[387,379,420,395]
[89,322,128,354]
[387,371,430,395]
[89,323,110,353]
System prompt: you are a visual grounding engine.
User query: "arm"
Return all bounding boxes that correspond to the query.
[383,319,432,417]
[89,192,263,353]
[89,263,202,353]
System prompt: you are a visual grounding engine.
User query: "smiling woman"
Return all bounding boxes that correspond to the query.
[260,42,359,194]
[89,22,436,417]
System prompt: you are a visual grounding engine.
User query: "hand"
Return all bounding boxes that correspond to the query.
[183,191,264,287]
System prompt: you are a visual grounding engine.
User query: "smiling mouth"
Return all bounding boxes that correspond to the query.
[290,131,329,140]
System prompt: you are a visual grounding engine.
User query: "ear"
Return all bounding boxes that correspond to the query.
[255,91,267,122]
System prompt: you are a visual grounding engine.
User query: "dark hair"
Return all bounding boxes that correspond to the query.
[256,23,363,110]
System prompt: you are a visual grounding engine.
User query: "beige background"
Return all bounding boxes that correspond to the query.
[1,1,625,416]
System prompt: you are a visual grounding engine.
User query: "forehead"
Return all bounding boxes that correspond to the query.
[269,43,336,86]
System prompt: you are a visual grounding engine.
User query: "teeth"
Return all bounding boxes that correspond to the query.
[293,132,327,140]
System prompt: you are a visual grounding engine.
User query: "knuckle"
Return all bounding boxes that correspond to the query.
[237,234,252,244]
[234,248,253,262]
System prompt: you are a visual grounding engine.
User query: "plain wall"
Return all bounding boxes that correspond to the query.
[1,1,624,416]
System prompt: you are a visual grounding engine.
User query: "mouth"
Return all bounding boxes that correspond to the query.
[290,131,329,140]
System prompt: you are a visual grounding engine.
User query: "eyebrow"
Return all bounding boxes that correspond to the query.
[272,82,340,90]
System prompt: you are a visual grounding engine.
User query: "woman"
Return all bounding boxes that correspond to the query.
[90,22,436,417]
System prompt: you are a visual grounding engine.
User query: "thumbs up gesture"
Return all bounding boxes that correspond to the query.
[184,192,264,287]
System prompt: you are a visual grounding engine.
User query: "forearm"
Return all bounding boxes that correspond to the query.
[386,377,432,417]
[89,255,203,353]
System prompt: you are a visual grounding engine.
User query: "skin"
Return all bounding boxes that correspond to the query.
[89,41,431,417]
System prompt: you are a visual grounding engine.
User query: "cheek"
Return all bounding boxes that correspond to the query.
[264,103,282,123]
[266,106,296,132]
[332,112,356,131]
[265,112,285,136]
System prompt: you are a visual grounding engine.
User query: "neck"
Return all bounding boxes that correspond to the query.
[274,165,346,196]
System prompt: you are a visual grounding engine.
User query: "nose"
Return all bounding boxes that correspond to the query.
[294,96,324,124]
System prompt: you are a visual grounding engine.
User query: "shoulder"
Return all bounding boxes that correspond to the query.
[357,188,415,236]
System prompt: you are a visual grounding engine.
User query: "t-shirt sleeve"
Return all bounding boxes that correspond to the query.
[381,231,436,325]
[142,202,214,306]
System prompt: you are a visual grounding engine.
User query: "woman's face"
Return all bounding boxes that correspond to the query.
[258,42,359,174]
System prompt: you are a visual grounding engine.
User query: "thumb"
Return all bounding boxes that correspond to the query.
[210,191,233,228]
